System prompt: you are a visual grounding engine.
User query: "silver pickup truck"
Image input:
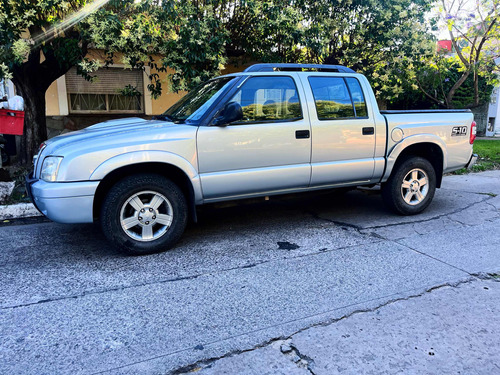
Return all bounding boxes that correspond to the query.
[26,63,477,255]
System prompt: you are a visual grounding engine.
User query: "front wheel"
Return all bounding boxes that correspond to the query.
[100,174,188,255]
[382,157,436,215]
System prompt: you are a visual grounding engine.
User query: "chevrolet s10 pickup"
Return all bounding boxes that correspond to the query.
[26,63,477,255]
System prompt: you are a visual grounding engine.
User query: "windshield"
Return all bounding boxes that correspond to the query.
[162,77,236,124]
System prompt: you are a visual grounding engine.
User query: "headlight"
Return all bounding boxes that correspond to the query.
[41,156,63,182]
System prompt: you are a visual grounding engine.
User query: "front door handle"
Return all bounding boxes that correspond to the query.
[296,130,310,139]
[362,127,374,135]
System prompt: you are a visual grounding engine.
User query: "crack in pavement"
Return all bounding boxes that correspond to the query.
[299,193,494,241]
[361,195,494,230]
[395,240,472,275]
[135,275,492,375]
[286,342,317,375]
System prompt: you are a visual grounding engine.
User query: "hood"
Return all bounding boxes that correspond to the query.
[35,117,199,181]
[44,117,182,155]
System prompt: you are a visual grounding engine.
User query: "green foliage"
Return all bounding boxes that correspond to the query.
[118,84,142,97]
[390,56,496,109]
[160,1,228,92]
[0,0,444,100]
[293,0,435,101]
[405,0,500,109]
[0,0,89,77]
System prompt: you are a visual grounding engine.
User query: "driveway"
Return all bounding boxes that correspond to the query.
[1,171,499,374]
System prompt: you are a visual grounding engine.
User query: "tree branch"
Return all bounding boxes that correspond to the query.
[415,74,446,107]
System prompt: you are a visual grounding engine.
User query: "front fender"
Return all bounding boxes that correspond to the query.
[90,150,203,203]
[382,134,447,182]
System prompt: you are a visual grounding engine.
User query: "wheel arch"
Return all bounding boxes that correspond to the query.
[383,136,446,188]
[92,161,199,223]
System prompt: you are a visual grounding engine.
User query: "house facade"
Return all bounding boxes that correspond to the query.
[44,51,185,135]
[487,86,500,136]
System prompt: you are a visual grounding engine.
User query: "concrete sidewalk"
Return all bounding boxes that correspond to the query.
[186,275,500,375]
[0,202,41,220]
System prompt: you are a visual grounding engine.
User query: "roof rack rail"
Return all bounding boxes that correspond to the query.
[243,63,356,73]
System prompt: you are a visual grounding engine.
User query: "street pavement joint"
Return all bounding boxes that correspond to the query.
[165,275,487,375]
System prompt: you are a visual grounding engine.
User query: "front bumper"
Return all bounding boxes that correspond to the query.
[465,153,478,170]
[25,173,99,223]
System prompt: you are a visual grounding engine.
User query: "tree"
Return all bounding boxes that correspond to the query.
[408,0,500,108]
[294,0,435,102]
[161,0,305,92]
[0,0,168,163]
[387,56,496,109]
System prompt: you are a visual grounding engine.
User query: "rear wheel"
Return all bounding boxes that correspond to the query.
[101,174,187,255]
[382,156,436,215]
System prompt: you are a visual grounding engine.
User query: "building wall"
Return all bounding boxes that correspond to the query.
[488,87,499,118]
[150,66,185,114]
[45,80,60,116]
[487,87,500,136]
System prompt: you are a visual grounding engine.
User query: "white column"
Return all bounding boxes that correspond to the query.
[56,76,69,115]
[143,66,153,115]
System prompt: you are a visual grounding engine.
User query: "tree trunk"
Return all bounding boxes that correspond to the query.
[11,44,83,165]
[14,81,47,165]
[446,69,471,107]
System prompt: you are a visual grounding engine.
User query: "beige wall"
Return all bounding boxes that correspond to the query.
[150,66,186,115]
[45,81,59,116]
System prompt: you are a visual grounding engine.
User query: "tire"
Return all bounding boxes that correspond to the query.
[381,156,436,215]
[100,174,188,255]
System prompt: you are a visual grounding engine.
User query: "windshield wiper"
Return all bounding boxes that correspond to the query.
[153,114,185,124]
[152,114,174,122]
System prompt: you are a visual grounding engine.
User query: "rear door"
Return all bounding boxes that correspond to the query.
[197,74,311,200]
[299,74,377,186]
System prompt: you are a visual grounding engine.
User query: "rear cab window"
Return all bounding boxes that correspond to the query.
[308,76,368,120]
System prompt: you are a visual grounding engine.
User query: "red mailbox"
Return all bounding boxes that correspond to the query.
[0,109,24,135]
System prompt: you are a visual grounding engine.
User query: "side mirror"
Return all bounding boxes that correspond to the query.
[214,102,243,126]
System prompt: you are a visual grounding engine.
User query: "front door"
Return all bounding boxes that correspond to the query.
[197,75,311,200]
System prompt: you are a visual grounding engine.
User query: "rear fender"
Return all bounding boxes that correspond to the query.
[382,134,447,182]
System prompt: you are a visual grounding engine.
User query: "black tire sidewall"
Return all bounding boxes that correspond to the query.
[101,174,187,255]
[382,157,436,215]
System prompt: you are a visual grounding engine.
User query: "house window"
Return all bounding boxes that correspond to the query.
[66,67,144,113]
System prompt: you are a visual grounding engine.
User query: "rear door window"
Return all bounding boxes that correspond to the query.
[345,78,368,117]
[308,77,368,120]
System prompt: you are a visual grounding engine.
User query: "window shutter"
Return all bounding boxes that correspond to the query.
[65,67,144,95]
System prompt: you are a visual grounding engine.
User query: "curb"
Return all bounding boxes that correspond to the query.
[0,203,42,221]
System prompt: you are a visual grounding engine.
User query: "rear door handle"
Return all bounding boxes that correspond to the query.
[296,130,310,139]
[362,127,374,135]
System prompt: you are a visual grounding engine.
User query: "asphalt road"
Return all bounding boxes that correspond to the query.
[1,171,499,375]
